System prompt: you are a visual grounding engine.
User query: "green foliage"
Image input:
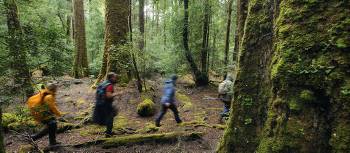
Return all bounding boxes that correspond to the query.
[2,107,38,132]
[137,99,155,117]
[299,90,316,103]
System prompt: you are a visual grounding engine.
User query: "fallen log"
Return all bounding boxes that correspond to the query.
[73,131,203,149]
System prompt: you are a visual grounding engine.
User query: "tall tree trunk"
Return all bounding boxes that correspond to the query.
[139,0,145,52]
[66,0,73,43]
[233,0,248,63]
[72,0,89,78]
[129,0,143,92]
[163,0,167,51]
[139,0,147,90]
[223,0,233,72]
[218,0,350,153]
[5,0,33,97]
[182,0,208,86]
[95,0,130,85]
[200,0,210,78]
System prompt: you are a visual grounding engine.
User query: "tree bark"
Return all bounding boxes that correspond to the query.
[200,0,210,78]
[129,0,143,92]
[0,108,5,153]
[218,0,350,153]
[5,0,33,97]
[233,0,248,62]
[224,0,233,72]
[66,0,72,41]
[72,0,89,78]
[182,0,208,86]
[139,0,145,52]
[95,0,130,85]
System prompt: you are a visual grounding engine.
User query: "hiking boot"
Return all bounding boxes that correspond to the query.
[155,122,161,127]
[49,141,62,147]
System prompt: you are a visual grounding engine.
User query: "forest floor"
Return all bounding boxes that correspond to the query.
[4,75,226,153]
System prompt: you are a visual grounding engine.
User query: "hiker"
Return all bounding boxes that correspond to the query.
[218,75,234,121]
[93,72,118,137]
[155,75,182,127]
[27,83,61,146]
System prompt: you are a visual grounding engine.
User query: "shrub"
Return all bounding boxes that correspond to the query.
[137,99,155,117]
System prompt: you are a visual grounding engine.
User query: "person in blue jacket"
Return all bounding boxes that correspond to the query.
[155,75,182,127]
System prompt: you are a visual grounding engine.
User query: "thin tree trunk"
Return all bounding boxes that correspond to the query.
[163,0,167,51]
[5,0,33,97]
[95,0,130,86]
[129,0,142,92]
[139,0,145,52]
[200,0,210,77]
[139,0,147,91]
[224,0,233,70]
[72,0,89,78]
[183,0,208,86]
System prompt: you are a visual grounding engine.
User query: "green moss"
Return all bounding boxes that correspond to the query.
[288,99,302,113]
[102,132,203,148]
[79,124,106,136]
[299,90,316,103]
[176,92,193,110]
[136,122,159,133]
[137,98,155,117]
[2,111,38,131]
[18,144,39,153]
[330,122,350,152]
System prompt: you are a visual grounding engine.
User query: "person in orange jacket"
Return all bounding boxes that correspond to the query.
[27,83,61,146]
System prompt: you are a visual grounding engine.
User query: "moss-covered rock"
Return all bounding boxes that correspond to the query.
[137,99,155,117]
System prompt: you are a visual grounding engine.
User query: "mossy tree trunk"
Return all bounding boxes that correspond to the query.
[95,0,130,85]
[218,0,350,153]
[72,0,89,78]
[0,108,5,153]
[183,0,208,86]
[232,0,248,62]
[5,0,33,97]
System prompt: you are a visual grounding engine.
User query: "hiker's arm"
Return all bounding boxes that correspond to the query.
[105,91,116,99]
[45,96,62,117]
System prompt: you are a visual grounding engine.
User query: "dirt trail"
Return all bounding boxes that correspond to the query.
[5,77,226,153]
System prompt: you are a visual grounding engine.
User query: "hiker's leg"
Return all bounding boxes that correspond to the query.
[155,105,167,126]
[47,120,58,145]
[105,114,114,136]
[169,104,182,123]
[31,125,49,141]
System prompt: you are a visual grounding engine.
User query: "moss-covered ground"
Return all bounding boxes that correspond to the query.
[3,76,226,152]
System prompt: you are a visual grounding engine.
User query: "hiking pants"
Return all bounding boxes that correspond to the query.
[220,101,231,118]
[31,119,57,145]
[155,103,182,124]
[105,113,114,135]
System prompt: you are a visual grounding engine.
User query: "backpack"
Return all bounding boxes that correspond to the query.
[218,80,232,94]
[96,81,112,102]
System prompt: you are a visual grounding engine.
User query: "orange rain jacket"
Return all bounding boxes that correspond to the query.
[27,89,61,122]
